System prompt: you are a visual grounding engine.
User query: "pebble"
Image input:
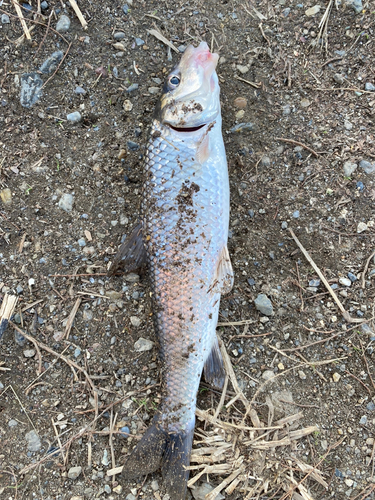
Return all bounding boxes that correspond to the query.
[77,238,86,247]
[344,120,353,130]
[68,466,82,479]
[230,122,254,133]
[134,338,154,352]
[127,83,139,92]
[333,373,341,382]
[191,482,225,500]
[357,222,368,233]
[365,82,375,91]
[20,72,43,108]
[8,419,18,427]
[347,272,357,282]
[114,32,125,40]
[113,485,123,494]
[25,430,41,452]
[67,111,82,123]
[366,402,375,411]
[254,294,273,316]
[281,221,288,229]
[234,97,247,108]
[75,86,86,95]
[309,279,320,287]
[282,104,291,115]
[344,0,363,13]
[359,415,367,425]
[339,277,351,287]
[74,348,81,358]
[0,188,12,206]
[148,87,160,94]
[119,426,130,437]
[102,449,110,466]
[122,4,130,14]
[333,73,345,85]
[343,161,357,177]
[300,98,310,108]
[262,370,275,381]
[124,273,140,282]
[299,370,307,380]
[104,485,111,494]
[23,349,36,358]
[236,64,249,74]
[261,156,271,167]
[135,37,144,46]
[359,160,375,174]
[305,5,321,16]
[41,1,48,9]
[39,51,64,74]
[151,480,159,491]
[56,14,71,33]
[58,193,74,212]
[123,99,133,111]
[292,210,300,218]
[1,13,10,23]
[127,140,139,151]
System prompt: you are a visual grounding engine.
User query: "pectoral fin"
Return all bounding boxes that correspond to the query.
[209,245,234,295]
[107,223,147,276]
[204,336,225,390]
[196,134,210,165]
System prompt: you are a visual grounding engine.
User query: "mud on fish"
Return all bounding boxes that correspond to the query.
[108,41,233,500]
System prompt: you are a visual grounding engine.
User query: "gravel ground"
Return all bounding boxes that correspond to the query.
[0,1,375,499]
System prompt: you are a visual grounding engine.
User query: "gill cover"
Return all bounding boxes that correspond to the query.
[158,41,220,129]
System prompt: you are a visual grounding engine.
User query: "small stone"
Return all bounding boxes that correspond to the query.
[75,86,86,94]
[300,98,310,107]
[39,51,64,74]
[20,72,43,108]
[135,37,144,46]
[122,4,129,14]
[67,111,82,123]
[134,337,154,352]
[345,479,354,487]
[234,97,247,108]
[40,1,48,9]
[333,373,341,382]
[1,13,10,23]
[68,466,82,480]
[339,277,352,287]
[114,32,125,40]
[305,5,321,16]
[365,82,375,91]
[8,419,18,427]
[77,238,86,247]
[309,279,320,287]
[359,415,367,425]
[127,140,139,151]
[25,430,41,452]
[151,480,159,491]
[56,14,70,33]
[343,161,357,177]
[0,188,12,206]
[23,349,36,358]
[357,222,368,233]
[124,273,140,282]
[347,272,357,282]
[333,73,345,85]
[344,120,353,130]
[102,449,110,466]
[292,210,300,218]
[127,83,139,92]
[281,221,288,229]
[262,370,275,381]
[230,122,254,133]
[58,193,74,212]
[282,104,291,115]
[298,370,307,380]
[344,0,363,13]
[359,160,375,174]
[125,495,136,500]
[254,294,273,316]
[123,99,133,111]
[236,64,249,74]
[74,348,81,358]
[104,485,111,494]
[261,156,271,167]
[148,87,160,94]
[113,485,123,494]
[278,362,285,370]
[366,401,375,411]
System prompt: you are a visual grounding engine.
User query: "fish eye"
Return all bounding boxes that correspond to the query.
[169,75,180,88]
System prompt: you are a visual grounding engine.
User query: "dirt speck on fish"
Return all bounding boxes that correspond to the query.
[109,41,233,500]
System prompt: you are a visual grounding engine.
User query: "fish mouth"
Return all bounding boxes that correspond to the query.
[169,124,206,133]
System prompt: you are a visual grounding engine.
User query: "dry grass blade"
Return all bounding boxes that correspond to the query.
[12,0,31,40]
[69,0,88,29]
[64,297,82,339]
[147,28,179,53]
[219,337,248,404]
[0,293,18,339]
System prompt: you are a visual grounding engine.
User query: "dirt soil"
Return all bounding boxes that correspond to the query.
[1,1,375,499]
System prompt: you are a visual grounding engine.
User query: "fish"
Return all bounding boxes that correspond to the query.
[108,41,233,500]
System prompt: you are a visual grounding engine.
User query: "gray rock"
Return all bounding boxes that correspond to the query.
[1,14,10,23]
[75,86,86,94]
[114,32,125,40]
[293,210,300,218]
[191,482,225,500]
[134,338,154,352]
[339,277,352,287]
[126,495,136,500]
[77,238,86,247]
[262,370,275,380]
[122,4,130,14]
[282,104,291,115]
[359,160,375,174]
[344,0,363,13]
[23,349,36,358]
[254,294,273,316]
[67,111,82,123]
[333,73,345,85]
[8,419,18,427]
[127,83,139,92]
[56,15,71,33]
[41,1,49,9]
[58,193,74,212]
[25,430,41,452]
[365,82,375,91]
[261,156,271,167]
[83,309,93,321]
[135,37,144,46]
[20,72,43,108]
[367,402,375,411]
[39,51,64,74]
[359,415,367,425]
[343,161,357,177]
[68,466,82,479]
[281,221,288,229]
[127,140,139,151]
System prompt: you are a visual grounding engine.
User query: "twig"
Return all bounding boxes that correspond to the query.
[295,262,304,312]
[51,418,67,465]
[288,228,365,323]
[33,10,52,59]
[0,384,37,430]
[234,74,261,89]
[258,22,270,46]
[12,0,31,40]
[0,293,18,339]
[275,137,318,158]
[361,249,375,289]
[147,28,179,53]
[218,337,248,405]
[64,297,82,339]
[321,56,343,68]
[69,0,88,29]
[345,370,372,396]
[316,87,375,94]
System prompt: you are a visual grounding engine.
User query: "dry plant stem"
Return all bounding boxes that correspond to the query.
[361,249,375,289]
[234,74,261,88]
[0,293,18,338]
[206,465,246,500]
[288,228,364,323]
[0,384,36,431]
[10,321,97,394]
[218,338,248,405]
[212,375,228,423]
[321,56,343,68]
[12,0,31,39]
[275,137,318,157]
[109,410,118,485]
[345,370,372,396]
[147,28,179,53]
[64,297,82,339]
[51,418,67,465]
[258,22,270,45]
[69,0,88,29]
[295,262,304,312]
[316,86,375,94]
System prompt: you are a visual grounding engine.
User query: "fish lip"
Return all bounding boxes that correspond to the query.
[167,123,206,133]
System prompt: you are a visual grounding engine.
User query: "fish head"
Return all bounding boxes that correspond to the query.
[157,41,220,130]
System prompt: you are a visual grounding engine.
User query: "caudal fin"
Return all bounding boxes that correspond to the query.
[122,420,194,500]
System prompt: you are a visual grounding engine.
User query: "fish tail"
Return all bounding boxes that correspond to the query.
[122,417,195,500]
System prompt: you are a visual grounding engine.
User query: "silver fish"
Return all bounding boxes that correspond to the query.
[109,41,233,499]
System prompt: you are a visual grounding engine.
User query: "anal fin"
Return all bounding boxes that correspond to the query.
[107,223,147,277]
[209,245,234,295]
[204,336,225,390]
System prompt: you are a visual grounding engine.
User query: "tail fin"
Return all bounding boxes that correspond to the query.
[122,419,195,500]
